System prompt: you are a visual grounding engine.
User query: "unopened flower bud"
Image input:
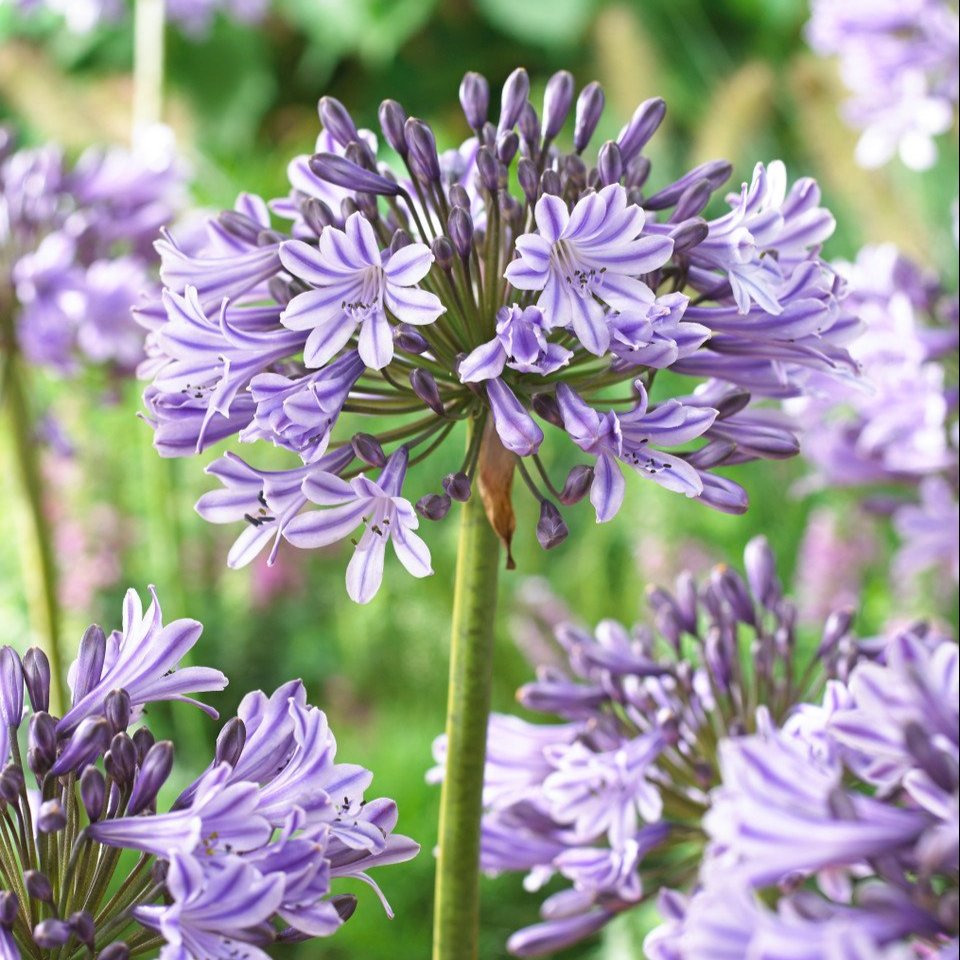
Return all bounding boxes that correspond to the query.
[597,141,623,187]
[215,717,247,768]
[0,764,24,804]
[543,70,574,142]
[339,197,359,221]
[617,97,666,163]
[49,716,111,777]
[301,198,335,236]
[216,210,261,244]
[0,648,24,728]
[536,501,568,551]
[98,943,130,960]
[447,207,474,260]
[409,368,445,416]
[28,711,57,775]
[517,102,540,152]
[80,767,106,821]
[378,99,408,156]
[105,689,132,733]
[318,96,359,148]
[128,741,174,815]
[415,494,452,521]
[38,799,66,833]
[459,72,490,131]
[574,81,605,153]
[257,228,285,247]
[498,67,530,135]
[332,894,358,922]
[34,919,72,949]
[394,324,429,355]
[389,228,413,254]
[25,870,53,902]
[818,608,854,657]
[0,891,18,928]
[539,169,561,197]
[69,911,95,947]
[132,726,155,763]
[309,154,401,197]
[22,647,51,714]
[559,465,594,505]
[670,217,709,254]
[743,535,780,609]
[518,158,539,203]
[713,566,756,625]
[405,118,441,183]
[351,433,387,468]
[104,733,137,785]
[72,624,106,705]
[442,473,472,503]
[449,184,471,210]
[644,159,732,210]
[476,147,500,194]
[497,130,519,165]
[531,392,562,426]
[671,178,712,221]
[431,236,455,272]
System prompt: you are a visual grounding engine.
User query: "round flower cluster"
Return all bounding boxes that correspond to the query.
[806,0,960,170]
[434,537,958,957]
[791,244,959,586]
[0,588,417,960]
[141,67,858,602]
[0,128,180,374]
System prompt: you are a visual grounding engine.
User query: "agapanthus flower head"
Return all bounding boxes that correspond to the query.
[0,589,417,960]
[0,128,181,374]
[437,537,958,956]
[142,68,856,602]
[806,0,960,170]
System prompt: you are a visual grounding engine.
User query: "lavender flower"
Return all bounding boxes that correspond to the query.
[141,70,856,602]
[0,590,417,960]
[438,537,959,956]
[0,129,181,374]
[806,0,960,169]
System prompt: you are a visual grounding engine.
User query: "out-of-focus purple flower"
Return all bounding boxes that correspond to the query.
[893,476,960,584]
[806,0,959,170]
[140,71,857,603]
[441,536,959,956]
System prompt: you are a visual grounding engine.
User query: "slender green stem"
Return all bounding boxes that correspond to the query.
[432,451,500,960]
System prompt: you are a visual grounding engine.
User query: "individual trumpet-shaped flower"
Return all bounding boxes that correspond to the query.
[280,213,444,369]
[284,447,432,602]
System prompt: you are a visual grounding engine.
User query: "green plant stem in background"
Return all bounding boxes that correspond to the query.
[132,0,166,134]
[433,477,501,960]
[0,306,67,714]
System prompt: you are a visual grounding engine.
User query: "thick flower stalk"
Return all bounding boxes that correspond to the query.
[434,537,959,957]
[141,67,855,603]
[0,587,418,959]
[806,0,960,170]
[790,244,959,586]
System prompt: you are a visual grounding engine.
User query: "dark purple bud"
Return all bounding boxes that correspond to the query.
[216,210,261,245]
[459,72,490,131]
[476,147,500,194]
[497,130,519,165]
[518,158,539,203]
[643,159,732,210]
[404,118,441,183]
[69,911,95,947]
[625,156,651,190]
[415,494,452,521]
[685,440,736,470]
[559,465,594,505]
[574,81,605,153]
[215,718,247,768]
[536,501,568,550]
[104,733,137,785]
[72,624,106,706]
[0,891,18,928]
[128,740,174,815]
[671,179,712,220]
[345,139,378,171]
[49,717,111,776]
[34,919,72,949]
[395,324,429,355]
[309,153,401,197]
[300,198,335,237]
[670,217,709,254]
[98,944,130,960]
[257,228,285,247]
[517,102,540,151]
[389,229,413,254]
[410,368,444,416]
[105,689,132,733]
[480,121,497,148]
[498,67,530,135]
[0,647,23,729]
[151,860,169,885]
[354,191,380,220]
[25,870,53,902]
[532,392,562,426]
[131,726,155,763]
[715,390,752,419]
[597,141,623,186]
[318,96,359,148]
[268,276,296,307]
[38,798,66,833]
[697,473,748,515]
[449,184,471,210]
[543,70,575,141]
[22,647,50,714]
[28,711,56,774]
[442,473,472,503]
[351,433,387,468]
[617,97,666,163]
[447,207,474,260]
[818,608,854,657]
[332,894,358,922]
[339,197,360,222]
[499,192,522,226]
[378,99,408,155]
[80,767,106,821]
[0,764,24,804]
[539,169,562,197]
[713,566,756,625]
[743,536,780,608]
[431,236,455,271]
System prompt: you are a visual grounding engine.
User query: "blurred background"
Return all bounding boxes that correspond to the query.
[1,1,957,957]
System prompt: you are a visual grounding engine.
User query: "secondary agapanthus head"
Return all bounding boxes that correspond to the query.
[0,128,181,374]
[806,0,960,170]
[0,589,417,960]
[141,68,856,602]
[435,537,958,956]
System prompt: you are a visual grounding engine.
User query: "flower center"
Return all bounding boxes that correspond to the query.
[553,239,606,297]
[343,266,383,324]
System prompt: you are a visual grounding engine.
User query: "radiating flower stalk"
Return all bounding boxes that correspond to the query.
[436,537,958,958]
[0,587,417,959]
[140,66,857,958]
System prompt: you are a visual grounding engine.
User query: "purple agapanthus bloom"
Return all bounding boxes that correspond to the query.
[0,591,417,959]
[436,537,959,956]
[806,0,959,169]
[0,129,181,375]
[140,69,856,602]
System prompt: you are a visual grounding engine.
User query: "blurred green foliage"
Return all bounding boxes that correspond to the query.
[1,1,957,958]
